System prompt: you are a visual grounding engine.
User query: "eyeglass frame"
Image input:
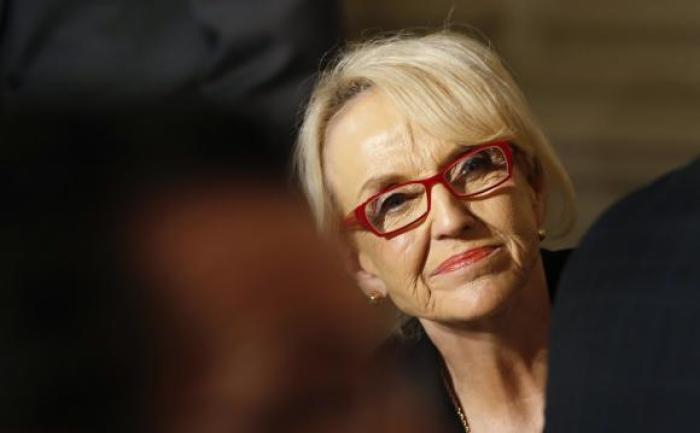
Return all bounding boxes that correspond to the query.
[342,140,514,239]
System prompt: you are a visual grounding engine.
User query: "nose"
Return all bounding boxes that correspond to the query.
[428,184,476,240]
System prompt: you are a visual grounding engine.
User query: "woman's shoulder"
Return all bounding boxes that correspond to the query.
[373,324,465,432]
[374,319,447,397]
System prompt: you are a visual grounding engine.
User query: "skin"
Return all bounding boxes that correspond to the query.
[323,89,552,433]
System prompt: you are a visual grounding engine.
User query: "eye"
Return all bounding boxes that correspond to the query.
[450,148,505,182]
[377,192,411,214]
[365,183,427,232]
[458,153,494,175]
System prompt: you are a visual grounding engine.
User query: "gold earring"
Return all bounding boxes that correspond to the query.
[537,228,547,241]
[368,292,385,305]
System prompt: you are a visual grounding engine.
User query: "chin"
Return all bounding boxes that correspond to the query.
[425,269,527,325]
[431,245,535,319]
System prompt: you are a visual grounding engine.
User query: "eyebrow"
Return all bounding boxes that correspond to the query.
[357,174,405,201]
[356,144,477,201]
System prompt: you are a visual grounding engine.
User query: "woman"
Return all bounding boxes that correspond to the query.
[295,31,576,433]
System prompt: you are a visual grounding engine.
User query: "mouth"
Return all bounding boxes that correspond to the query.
[430,245,500,277]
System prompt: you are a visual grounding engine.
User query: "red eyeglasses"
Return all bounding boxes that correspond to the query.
[343,140,514,238]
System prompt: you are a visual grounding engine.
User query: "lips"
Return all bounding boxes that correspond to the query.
[430,246,499,276]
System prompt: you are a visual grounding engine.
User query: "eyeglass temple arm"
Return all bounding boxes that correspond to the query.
[342,211,363,230]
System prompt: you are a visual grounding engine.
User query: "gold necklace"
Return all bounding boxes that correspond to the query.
[441,365,471,432]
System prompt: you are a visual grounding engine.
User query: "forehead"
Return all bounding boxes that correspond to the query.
[323,91,451,210]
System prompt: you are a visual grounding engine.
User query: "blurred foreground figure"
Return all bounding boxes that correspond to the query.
[126,179,435,433]
[1,121,435,433]
[545,157,700,432]
[1,1,422,431]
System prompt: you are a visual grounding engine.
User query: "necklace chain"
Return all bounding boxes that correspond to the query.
[441,365,471,432]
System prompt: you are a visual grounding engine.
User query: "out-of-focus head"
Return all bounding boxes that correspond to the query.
[127,179,435,433]
[295,30,576,325]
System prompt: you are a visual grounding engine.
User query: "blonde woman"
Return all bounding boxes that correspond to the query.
[295,31,576,433]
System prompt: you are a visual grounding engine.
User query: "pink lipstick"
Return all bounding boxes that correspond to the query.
[431,246,498,276]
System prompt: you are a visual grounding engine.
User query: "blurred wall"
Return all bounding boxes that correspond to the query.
[342,0,700,247]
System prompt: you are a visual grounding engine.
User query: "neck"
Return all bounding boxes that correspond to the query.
[420,254,550,430]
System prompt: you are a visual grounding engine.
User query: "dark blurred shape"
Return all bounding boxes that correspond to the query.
[123,180,433,433]
[0,1,350,432]
[1,0,342,161]
[546,156,700,432]
[0,111,283,433]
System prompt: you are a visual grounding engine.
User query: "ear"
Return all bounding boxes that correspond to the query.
[341,243,388,299]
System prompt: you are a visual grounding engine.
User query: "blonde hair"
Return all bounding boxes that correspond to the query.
[295,30,575,238]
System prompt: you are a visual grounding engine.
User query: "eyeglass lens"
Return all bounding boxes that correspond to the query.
[365,146,509,234]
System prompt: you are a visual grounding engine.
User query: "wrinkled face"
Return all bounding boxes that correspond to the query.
[323,90,545,324]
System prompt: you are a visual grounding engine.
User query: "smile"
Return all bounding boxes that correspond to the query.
[430,246,500,277]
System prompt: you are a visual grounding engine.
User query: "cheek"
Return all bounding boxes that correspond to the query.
[508,224,539,272]
[358,231,427,284]
[480,194,540,265]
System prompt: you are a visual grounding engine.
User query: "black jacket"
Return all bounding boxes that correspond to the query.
[546,157,700,432]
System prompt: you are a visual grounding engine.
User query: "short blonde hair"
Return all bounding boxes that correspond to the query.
[295,30,575,238]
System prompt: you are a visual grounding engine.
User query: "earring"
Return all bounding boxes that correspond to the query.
[537,228,547,241]
[368,292,385,305]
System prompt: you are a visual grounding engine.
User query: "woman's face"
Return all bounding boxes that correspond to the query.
[323,90,545,324]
